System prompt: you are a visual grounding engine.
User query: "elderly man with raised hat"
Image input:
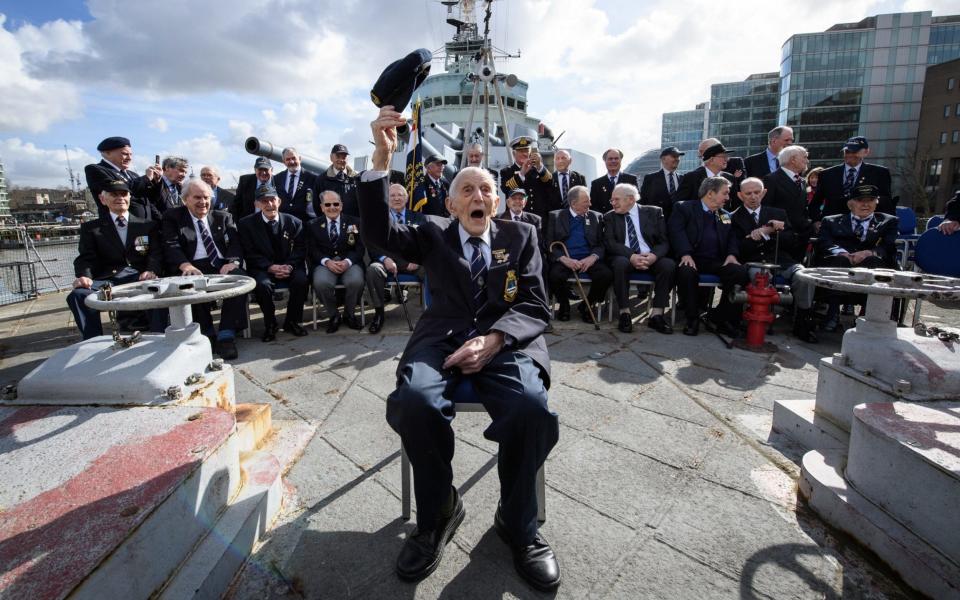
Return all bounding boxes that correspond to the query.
[162,179,247,359]
[316,143,362,217]
[810,136,893,222]
[640,146,684,220]
[84,136,162,220]
[589,148,638,215]
[236,157,274,221]
[68,178,164,340]
[238,184,309,342]
[816,183,899,331]
[361,105,561,592]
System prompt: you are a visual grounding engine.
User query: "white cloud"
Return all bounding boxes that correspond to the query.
[0,15,83,132]
[0,138,96,188]
[148,118,168,132]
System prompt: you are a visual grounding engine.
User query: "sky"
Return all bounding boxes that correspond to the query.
[0,0,956,189]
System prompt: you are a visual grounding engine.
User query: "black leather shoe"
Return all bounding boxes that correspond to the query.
[344,313,363,330]
[617,312,633,333]
[494,508,561,592]
[713,320,738,338]
[647,314,673,334]
[396,488,465,582]
[682,319,699,336]
[577,302,594,324]
[326,313,342,334]
[368,310,385,334]
[261,321,278,343]
[284,321,308,337]
[556,299,570,321]
[215,339,238,360]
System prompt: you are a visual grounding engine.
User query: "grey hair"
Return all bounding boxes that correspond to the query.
[698,176,731,199]
[566,185,590,206]
[740,177,764,190]
[320,190,341,203]
[182,178,212,197]
[768,126,792,143]
[388,183,408,199]
[281,147,299,158]
[200,165,219,176]
[467,143,484,153]
[778,145,808,165]
[449,166,497,198]
[612,182,639,201]
[162,156,189,170]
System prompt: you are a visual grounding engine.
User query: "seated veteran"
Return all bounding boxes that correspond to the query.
[544,186,613,322]
[162,178,247,359]
[364,183,426,334]
[500,188,542,233]
[938,189,959,235]
[730,177,817,343]
[68,179,164,340]
[306,190,366,333]
[603,183,675,334]
[359,106,560,592]
[816,184,898,331]
[238,184,309,342]
[668,176,749,337]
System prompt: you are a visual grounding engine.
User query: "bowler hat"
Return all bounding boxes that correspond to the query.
[702,143,730,161]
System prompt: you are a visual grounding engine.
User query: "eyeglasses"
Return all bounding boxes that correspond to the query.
[323,203,341,207]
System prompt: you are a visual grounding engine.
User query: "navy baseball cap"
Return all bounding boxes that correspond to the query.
[254,157,272,170]
[255,184,279,200]
[370,48,433,111]
[843,136,869,152]
[660,146,685,157]
[330,144,349,155]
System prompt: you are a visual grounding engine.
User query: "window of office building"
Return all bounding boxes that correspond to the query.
[952,158,960,186]
[949,78,956,90]
[942,131,949,144]
[947,104,953,117]
[954,130,959,143]
[926,158,942,193]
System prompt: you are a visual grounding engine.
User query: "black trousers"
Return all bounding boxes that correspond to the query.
[191,260,247,335]
[250,269,308,326]
[547,260,612,304]
[387,339,559,546]
[676,258,749,323]
[818,254,890,308]
[609,255,676,310]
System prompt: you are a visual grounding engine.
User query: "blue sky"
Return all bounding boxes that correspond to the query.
[0,0,954,188]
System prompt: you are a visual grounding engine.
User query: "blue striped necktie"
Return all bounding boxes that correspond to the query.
[467,237,487,337]
[198,219,221,267]
[626,216,642,252]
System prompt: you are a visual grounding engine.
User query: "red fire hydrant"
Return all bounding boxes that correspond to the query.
[741,269,781,349]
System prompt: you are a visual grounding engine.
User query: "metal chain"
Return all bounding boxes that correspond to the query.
[914,322,959,343]
[99,283,142,348]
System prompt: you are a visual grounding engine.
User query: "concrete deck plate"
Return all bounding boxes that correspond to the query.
[0,405,235,600]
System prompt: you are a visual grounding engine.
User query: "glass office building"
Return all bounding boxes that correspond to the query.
[708,73,781,160]
[0,160,10,221]
[661,104,707,173]
[623,148,664,178]
[779,12,960,185]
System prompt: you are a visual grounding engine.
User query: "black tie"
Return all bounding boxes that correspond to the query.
[609,175,616,187]
[667,172,675,195]
[468,237,487,302]
[774,158,781,171]
[753,211,760,226]
[269,219,281,254]
[844,168,857,193]
[116,215,126,228]
[560,172,568,199]
[287,173,296,197]
[329,219,339,246]
[625,216,642,253]
[854,217,870,240]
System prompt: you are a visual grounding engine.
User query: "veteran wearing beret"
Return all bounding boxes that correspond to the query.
[68,179,164,339]
[84,136,163,220]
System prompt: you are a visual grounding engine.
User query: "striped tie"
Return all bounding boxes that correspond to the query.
[198,219,221,268]
[625,216,642,253]
[467,237,487,337]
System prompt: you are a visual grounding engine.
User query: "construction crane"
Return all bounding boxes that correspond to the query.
[63,145,81,200]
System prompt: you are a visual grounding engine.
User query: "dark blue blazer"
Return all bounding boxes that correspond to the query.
[816,212,898,265]
[237,212,305,274]
[811,162,893,221]
[667,199,739,260]
[274,170,320,223]
[359,175,551,385]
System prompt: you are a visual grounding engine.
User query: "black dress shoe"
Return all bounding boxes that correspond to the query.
[284,321,308,337]
[617,312,633,333]
[577,302,594,324]
[556,300,570,321]
[494,508,561,592]
[683,319,699,336]
[344,313,363,330]
[261,321,278,342]
[713,320,738,338]
[215,339,238,360]
[647,314,673,334]
[368,311,385,334]
[326,313,342,334]
[396,488,465,582]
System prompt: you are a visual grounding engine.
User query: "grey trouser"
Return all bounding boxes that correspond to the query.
[312,263,364,317]
[365,262,425,308]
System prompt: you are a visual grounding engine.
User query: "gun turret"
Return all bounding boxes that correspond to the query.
[476,127,504,147]
[430,123,464,150]
[244,137,331,175]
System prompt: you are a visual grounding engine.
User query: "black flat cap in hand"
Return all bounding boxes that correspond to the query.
[371,48,433,111]
[97,136,131,151]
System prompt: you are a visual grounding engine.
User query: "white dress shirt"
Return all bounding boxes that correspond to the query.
[191,215,222,261]
[457,223,492,267]
[623,204,651,254]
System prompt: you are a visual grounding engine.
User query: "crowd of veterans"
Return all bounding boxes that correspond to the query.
[69,124,958,359]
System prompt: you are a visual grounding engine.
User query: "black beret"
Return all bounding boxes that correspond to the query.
[97,136,131,152]
[370,49,433,111]
[100,179,130,193]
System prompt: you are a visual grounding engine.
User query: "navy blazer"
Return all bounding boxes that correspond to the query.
[161,206,242,272]
[74,214,163,279]
[545,209,605,262]
[672,166,737,207]
[762,169,813,236]
[84,161,159,221]
[274,169,320,223]
[743,151,775,179]
[811,162,893,221]
[602,205,670,259]
[369,209,426,271]
[667,199,739,260]
[305,214,365,269]
[589,172,639,215]
[944,191,959,221]
[816,212,898,265]
[543,170,585,215]
[730,205,799,265]
[358,175,551,384]
[639,169,680,219]
[237,212,306,274]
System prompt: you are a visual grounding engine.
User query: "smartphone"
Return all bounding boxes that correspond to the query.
[154,154,160,166]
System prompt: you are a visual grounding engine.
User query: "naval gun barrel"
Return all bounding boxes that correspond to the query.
[244,137,331,175]
[430,123,463,150]
[476,127,505,147]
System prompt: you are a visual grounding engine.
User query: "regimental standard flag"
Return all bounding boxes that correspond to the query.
[405,98,428,212]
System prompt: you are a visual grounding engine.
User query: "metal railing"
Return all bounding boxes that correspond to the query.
[0,225,79,304]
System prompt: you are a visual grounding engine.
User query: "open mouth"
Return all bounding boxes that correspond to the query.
[470,209,484,219]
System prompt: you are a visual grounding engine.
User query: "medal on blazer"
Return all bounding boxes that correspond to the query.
[504,270,518,302]
[347,224,358,246]
[134,236,149,255]
[719,213,731,225]
[306,188,313,206]
[492,249,509,264]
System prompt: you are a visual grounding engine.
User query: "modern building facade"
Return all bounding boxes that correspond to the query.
[779,12,960,199]
[914,58,960,214]
[623,148,663,178]
[708,73,780,160]
[0,160,11,222]
[660,103,708,173]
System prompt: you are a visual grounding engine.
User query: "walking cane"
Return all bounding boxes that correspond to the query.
[549,240,600,330]
[391,272,414,331]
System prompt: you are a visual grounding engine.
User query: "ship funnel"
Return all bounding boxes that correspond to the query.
[244,137,331,175]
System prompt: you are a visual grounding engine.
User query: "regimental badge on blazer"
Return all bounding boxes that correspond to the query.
[504,270,518,302]
[134,236,149,255]
[719,213,731,225]
[283,230,293,252]
[306,188,313,206]
[347,224,358,246]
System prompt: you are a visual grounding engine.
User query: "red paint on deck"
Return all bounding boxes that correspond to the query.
[0,406,61,438]
[0,407,235,600]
